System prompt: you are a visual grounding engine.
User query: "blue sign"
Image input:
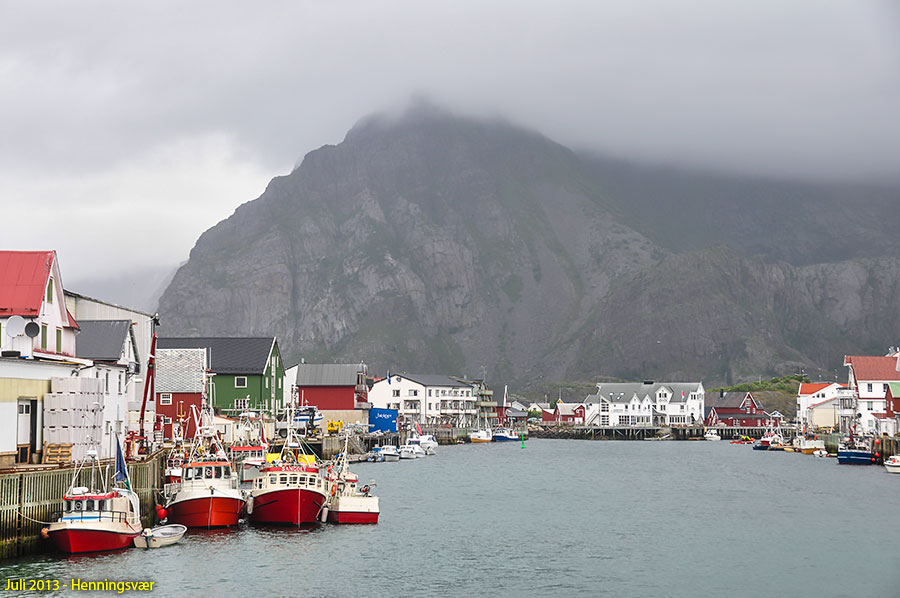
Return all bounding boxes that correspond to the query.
[369,408,398,433]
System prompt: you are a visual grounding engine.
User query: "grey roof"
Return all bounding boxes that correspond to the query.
[586,381,704,404]
[158,337,275,375]
[401,374,471,388]
[156,348,207,393]
[708,391,752,409]
[296,363,365,386]
[75,320,134,361]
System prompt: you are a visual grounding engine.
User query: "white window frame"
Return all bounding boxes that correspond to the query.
[160,393,173,406]
[235,376,248,388]
[235,398,250,410]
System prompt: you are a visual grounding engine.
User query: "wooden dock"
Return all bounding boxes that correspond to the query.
[0,452,163,559]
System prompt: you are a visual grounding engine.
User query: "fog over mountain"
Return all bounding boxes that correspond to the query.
[157,106,900,389]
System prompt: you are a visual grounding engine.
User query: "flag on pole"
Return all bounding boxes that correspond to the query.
[114,434,130,490]
[387,370,391,385]
[415,421,422,435]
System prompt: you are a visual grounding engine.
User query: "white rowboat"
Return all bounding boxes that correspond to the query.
[133,524,187,549]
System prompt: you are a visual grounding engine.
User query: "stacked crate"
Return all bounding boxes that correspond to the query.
[44,377,105,462]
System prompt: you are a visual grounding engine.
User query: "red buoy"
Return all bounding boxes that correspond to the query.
[157,508,168,520]
[875,452,881,458]
[875,439,881,445]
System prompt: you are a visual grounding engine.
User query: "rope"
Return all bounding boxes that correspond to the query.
[15,508,55,526]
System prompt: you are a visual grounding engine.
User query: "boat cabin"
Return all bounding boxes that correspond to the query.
[182,461,235,481]
[61,487,139,522]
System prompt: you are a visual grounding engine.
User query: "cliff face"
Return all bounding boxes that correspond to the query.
[158,106,900,387]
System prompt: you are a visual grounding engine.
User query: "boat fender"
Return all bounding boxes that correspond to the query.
[246,496,254,515]
[40,527,49,539]
[320,507,329,523]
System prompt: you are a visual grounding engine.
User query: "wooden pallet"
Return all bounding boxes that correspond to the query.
[42,444,72,465]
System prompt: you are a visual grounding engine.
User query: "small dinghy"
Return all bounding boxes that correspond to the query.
[133,524,187,549]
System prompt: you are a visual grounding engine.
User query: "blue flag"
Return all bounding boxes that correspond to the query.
[115,435,130,489]
[387,370,391,385]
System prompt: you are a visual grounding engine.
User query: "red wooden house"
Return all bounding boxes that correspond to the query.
[553,401,585,424]
[294,363,368,410]
[155,347,208,441]
[705,391,781,427]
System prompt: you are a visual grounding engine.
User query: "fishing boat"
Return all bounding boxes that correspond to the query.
[366,447,385,462]
[703,429,722,441]
[164,405,246,528]
[320,437,380,524]
[132,524,187,549]
[792,436,826,455]
[379,445,400,462]
[247,404,328,525]
[837,440,874,465]
[493,428,520,442]
[470,429,492,443]
[229,411,268,484]
[46,436,142,553]
[752,430,785,451]
[883,455,900,473]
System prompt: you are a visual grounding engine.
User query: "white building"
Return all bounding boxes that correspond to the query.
[796,382,845,429]
[584,381,705,427]
[74,320,140,456]
[368,374,477,426]
[843,355,900,434]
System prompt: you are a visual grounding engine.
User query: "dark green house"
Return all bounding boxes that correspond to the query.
[157,337,285,413]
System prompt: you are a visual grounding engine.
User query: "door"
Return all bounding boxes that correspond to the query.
[17,400,32,463]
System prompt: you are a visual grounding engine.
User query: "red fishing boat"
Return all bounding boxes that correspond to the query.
[46,437,142,553]
[247,404,327,525]
[164,404,245,528]
[321,436,379,524]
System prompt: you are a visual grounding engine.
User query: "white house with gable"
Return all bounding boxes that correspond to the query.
[584,381,705,427]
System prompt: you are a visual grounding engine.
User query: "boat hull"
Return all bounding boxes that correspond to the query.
[884,458,900,473]
[837,450,874,465]
[326,496,379,524]
[167,494,245,528]
[249,488,326,525]
[48,525,138,553]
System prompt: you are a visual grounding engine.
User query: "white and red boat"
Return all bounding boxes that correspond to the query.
[247,404,327,525]
[229,411,269,484]
[46,438,142,553]
[320,437,380,524]
[164,405,245,528]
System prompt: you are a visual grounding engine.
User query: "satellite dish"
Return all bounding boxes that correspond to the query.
[24,322,40,338]
[5,315,25,336]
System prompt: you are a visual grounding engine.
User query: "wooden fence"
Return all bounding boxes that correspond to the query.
[0,452,163,559]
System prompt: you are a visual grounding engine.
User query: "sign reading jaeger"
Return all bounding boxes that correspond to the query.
[369,408,398,433]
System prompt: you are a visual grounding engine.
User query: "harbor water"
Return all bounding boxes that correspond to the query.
[3,439,900,597]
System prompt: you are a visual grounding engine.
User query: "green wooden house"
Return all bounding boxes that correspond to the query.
[157,337,285,413]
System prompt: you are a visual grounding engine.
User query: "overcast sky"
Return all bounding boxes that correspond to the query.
[2,0,898,287]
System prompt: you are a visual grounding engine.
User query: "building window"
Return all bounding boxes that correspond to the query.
[867,402,873,411]
[428,389,432,397]
[56,328,62,353]
[884,384,889,393]
[160,393,172,405]
[118,373,123,394]
[164,417,173,424]
[46,278,53,304]
[235,376,248,388]
[265,378,269,389]
[409,389,418,396]
[235,398,249,410]
[41,324,47,350]
[867,383,873,393]
[392,389,400,398]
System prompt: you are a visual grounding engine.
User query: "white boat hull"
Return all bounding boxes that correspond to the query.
[133,524,187,548]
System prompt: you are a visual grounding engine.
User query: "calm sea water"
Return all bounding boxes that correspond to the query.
[2,439,899,597]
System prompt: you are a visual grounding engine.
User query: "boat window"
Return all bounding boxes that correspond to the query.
[269,475,277,484]
[280,475,288,484]
[223,468,231,479]
[214,467,222,478]
[98,500,105,511]
[74,500,83,511]
[289,475,298,484]
[205,467,213,478]
[64,500,71,512]
[86,500,94,511]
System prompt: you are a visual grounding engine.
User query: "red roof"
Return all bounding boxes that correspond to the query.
[844,355,900,382]
[798,383,833,395]
[0,251,54,316]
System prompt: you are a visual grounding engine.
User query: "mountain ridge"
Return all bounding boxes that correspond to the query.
[158,107,900,389]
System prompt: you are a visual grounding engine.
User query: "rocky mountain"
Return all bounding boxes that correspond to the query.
[157,104,900,390]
